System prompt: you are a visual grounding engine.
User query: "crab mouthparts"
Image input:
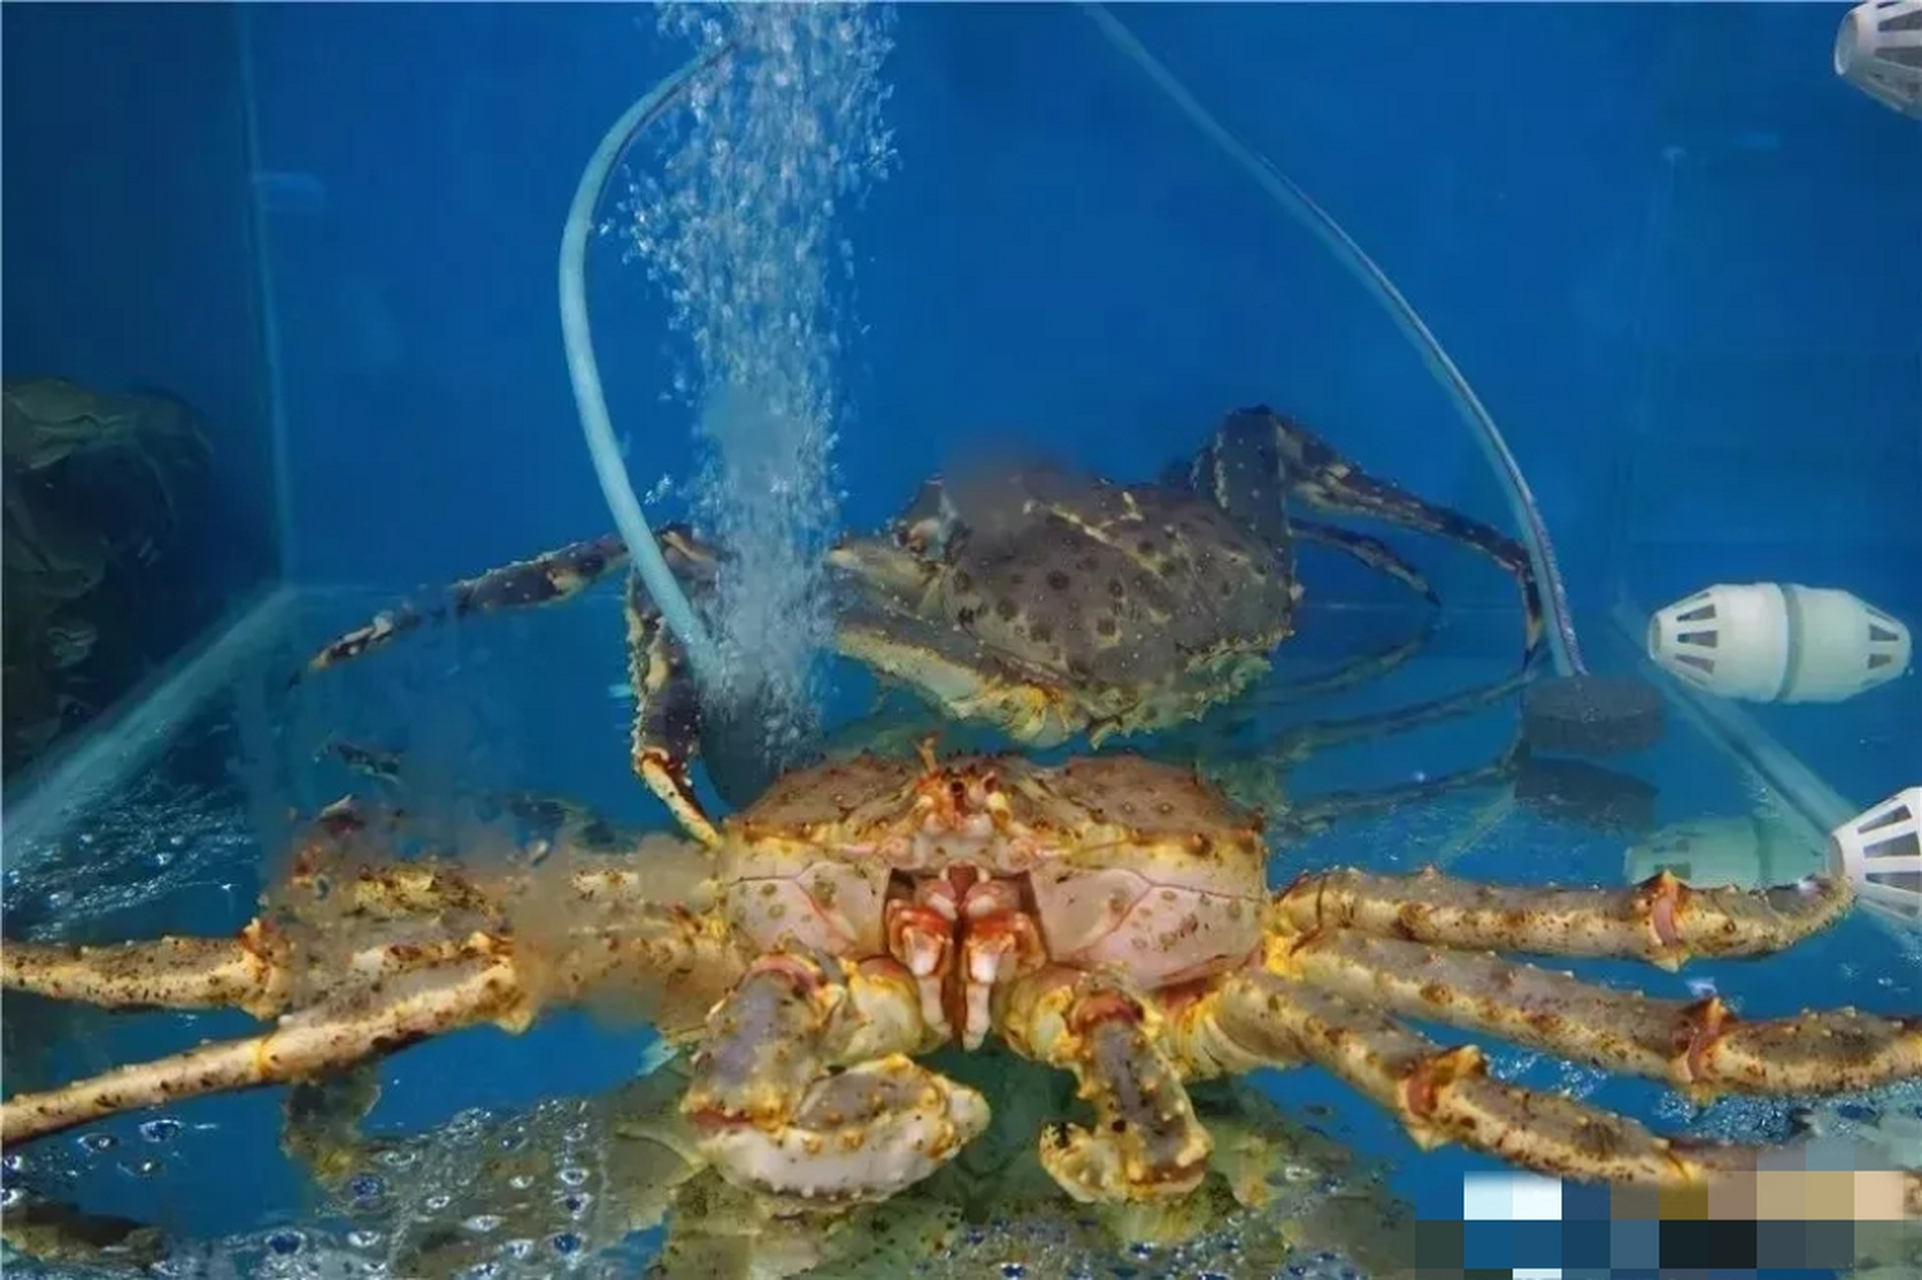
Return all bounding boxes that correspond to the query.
[886,865,1039,1050]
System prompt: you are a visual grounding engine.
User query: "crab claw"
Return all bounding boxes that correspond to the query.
[1005,975,1213,1204]
[692,1053,989,1208]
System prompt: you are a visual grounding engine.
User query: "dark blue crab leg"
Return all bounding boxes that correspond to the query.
[1268,663,1536,764]
[1289,518,1439,605]
[622,560,722,844]
[1276,736,1526,839]
[1250,614,1439,710]
[1187,407,1547,666]
[288,533,634,684]
[297,526,726,844]
[1162,659,1535,835]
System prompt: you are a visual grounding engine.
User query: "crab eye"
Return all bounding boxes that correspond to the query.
[982,775,999,794]
[949,779,967,803]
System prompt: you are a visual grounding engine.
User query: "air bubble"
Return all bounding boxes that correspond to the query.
[78,1132,116,1153]
[465,1214,503,1234]
[425,1193,452,1212]
[0,1187,22,1209]
[625,2,895,749]
[140,1117,182,1144]
[551,1231,583,1255]
[556,1164,589,1188]
[267,1229,304,1255]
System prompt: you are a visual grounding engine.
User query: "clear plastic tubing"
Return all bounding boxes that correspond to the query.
[561,45,734,690]
[1080,4,1587,677]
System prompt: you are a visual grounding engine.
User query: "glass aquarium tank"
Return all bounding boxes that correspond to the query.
[2,3,1918,1278]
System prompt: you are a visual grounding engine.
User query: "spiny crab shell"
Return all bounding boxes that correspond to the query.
[715,745,1268,1048]
[826,470,1304,747]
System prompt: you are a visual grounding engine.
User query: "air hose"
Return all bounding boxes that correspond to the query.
[562,46,734,691]
[1081,4,1663,754]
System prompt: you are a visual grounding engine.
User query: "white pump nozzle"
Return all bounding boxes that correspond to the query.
[1830,788,1922,927]
[1836,1,1922,118]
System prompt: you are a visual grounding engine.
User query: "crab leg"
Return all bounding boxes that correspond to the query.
[999,969,1214,1203]
[1191,407,1547,664]
[1282,930,1922,1100]
[1196,973,1920,1205]
[623,567,719,845]
[1266,661,1535,764]
[0,948,525,1146]
[0,921,478,1018]
[1291,518,1439,604]
[1273,867,1852,970]
[1,914,743,1148]
[2,843,740,1148]
[682,950,987,1207]
[1250,613,1437,708]
[1276,739,1523,839]
[289,533,632,683]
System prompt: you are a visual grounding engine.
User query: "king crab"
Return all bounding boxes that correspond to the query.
[284,406,1544,816]
[4,744,1917,1223]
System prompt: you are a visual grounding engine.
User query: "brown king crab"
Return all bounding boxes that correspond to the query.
[286,407,1545,817]
[5,742,1918,1216]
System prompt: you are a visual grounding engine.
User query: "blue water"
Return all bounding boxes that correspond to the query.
[3,3,1920,1277]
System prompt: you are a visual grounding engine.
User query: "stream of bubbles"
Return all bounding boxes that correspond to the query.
[622,2,896,765]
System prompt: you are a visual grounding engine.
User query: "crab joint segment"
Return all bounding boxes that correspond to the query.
[0,951,527,1147]
[1204,972,1922,1201]
[1279,931,1922,1102]
[2,924,292,1019]
[1273,867,1852,970]
[1000,970,1213,1203]
[681,951,985,1207]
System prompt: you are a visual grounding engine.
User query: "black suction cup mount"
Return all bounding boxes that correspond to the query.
[1521,673,1666,756]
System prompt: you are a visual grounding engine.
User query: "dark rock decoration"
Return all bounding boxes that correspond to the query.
[2,377,215,782]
